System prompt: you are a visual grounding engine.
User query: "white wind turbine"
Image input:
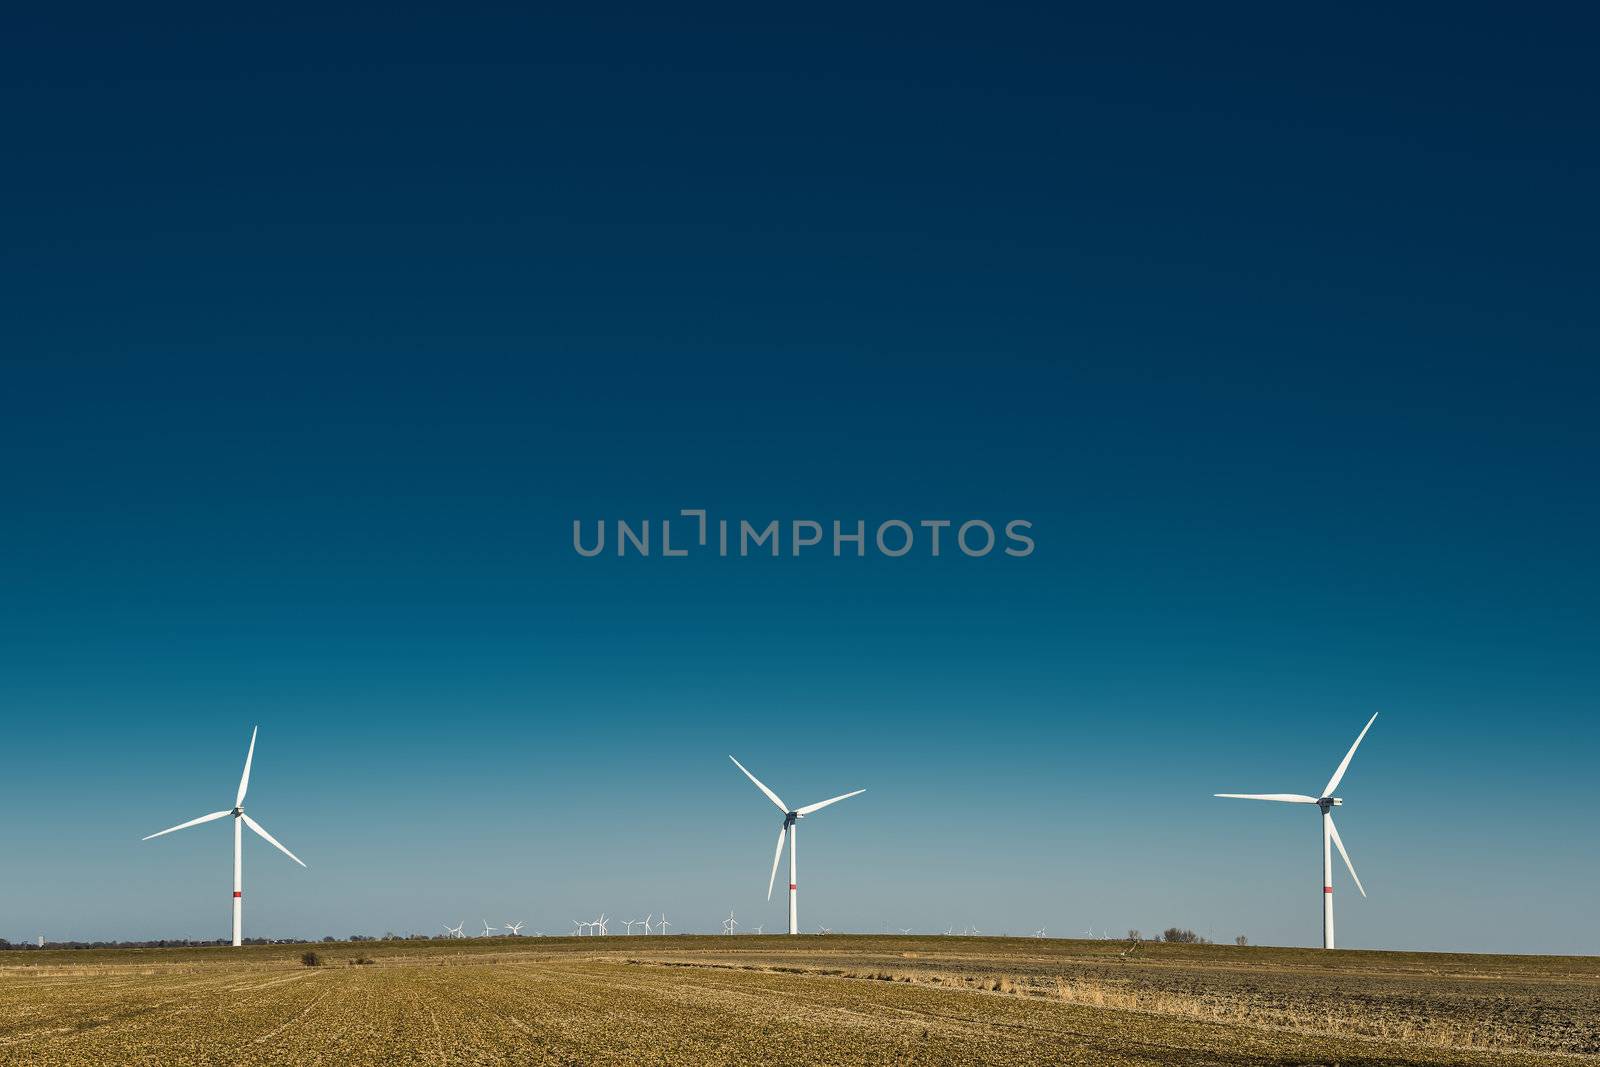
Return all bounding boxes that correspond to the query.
[142,726,306,947]
[622,918,641,934]
[504,922,526,936]
[1215,712,1378,949]
[443,922,466,939]
[729,755,865,936]
[657,914,671,935]
[481,920,497,937]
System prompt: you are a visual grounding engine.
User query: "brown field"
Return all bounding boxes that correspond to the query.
[0,935,1594,1065]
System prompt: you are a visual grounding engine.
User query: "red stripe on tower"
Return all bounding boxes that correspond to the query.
[789,884,797,890]
[1323,886,1333,893]
[234,891,242,898]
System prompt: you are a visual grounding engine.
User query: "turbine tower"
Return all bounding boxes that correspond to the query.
[729,755,865,936]
[1215,712,1378,949]
[142,726,306,947]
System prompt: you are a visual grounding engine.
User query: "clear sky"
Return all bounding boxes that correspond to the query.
[2,8,1597,953]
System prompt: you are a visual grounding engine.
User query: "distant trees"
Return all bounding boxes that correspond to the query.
[1162,927,1203,944]
[1235,935,1249,947]
[1127,929,1141,941]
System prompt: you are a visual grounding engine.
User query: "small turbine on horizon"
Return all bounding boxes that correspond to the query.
[141,726,306,947]
[729,755,865,936]
[1214,712,1378,949]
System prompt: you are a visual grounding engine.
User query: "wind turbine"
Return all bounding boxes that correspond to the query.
[504,922,526,936]
[658,914,671,935]
[142,726,306,948]
[729,755,865,936]
[622,918,641,934]
[722,907,739,935]
[1215,712,1378,949]
[443,922,465,939]
[481,920,497,937]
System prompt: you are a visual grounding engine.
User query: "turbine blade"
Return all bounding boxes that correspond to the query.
[1322,712,1378,799]
[1212,793,1319,803]
[767,824,788,900]
[729,755,787,813]
[142,810,232,840]
[1327,815,1366,897]
[236,725,258,807]
[795,788,866,816]
[241,813,307,867]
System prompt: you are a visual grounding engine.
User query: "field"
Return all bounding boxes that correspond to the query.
[0,935,1594,1065]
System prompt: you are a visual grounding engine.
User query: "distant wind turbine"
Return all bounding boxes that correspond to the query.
[1215,712,1378,949]
[729,755,865,936]
[142,726,306,947]
[443,922,465,939]
[481,920,497,937]
[504,922,525,936]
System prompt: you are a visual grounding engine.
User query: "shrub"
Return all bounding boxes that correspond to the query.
[300,951,322,967]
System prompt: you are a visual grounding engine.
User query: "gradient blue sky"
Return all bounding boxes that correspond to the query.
[3,8,1597,953]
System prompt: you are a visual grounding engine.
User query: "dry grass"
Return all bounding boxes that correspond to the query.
[0,936,1591,1065]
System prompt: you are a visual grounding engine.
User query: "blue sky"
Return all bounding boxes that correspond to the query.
[2,8,1597,953]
